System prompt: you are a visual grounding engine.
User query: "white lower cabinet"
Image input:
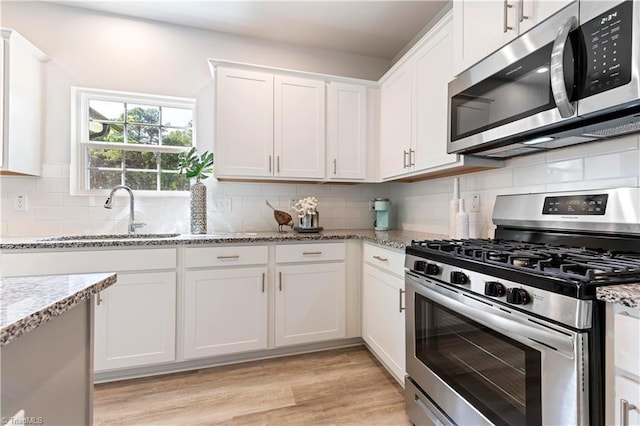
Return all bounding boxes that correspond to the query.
[609,305,640,426]
[361,243,406,385]
[183,267,268,359]
[275,262,346,346]
[94,271,176,372]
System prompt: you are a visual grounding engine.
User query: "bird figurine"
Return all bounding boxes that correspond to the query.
[265,200,294,231]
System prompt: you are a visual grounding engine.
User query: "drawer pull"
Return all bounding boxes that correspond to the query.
[303,251,322,255]
[279,271,283,291]
[262,273,265,293]
[217,255,240,259]
[621,399,638,426]
[373,255,388,262]
[399,289,405,312]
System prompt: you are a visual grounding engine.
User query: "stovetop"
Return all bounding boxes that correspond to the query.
[407,238,640,299]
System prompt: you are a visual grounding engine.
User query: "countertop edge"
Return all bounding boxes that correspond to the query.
[596,284,640,309]
[1,272,117,346]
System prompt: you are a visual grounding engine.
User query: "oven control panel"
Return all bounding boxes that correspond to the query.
[581,0,633,98]
[542,194,608,215]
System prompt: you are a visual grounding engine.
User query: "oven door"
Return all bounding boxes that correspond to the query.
[405,272,589,426]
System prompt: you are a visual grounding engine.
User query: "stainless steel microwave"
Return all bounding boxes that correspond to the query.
[448,1,640,158]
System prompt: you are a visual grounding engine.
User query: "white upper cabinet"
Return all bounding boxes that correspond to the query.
[215,67,274,177]
[327,82,367,180]
[274,75,325,179]
[1,29,48,176]
[453,0,574,75]
[214,64,326,181]
[379,13,501,181]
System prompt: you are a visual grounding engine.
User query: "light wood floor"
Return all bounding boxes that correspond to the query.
[94,346,411,425]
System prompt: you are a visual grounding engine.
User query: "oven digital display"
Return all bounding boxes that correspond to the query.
[542,194,608,215]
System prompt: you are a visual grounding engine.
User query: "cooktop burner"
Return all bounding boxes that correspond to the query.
[409,238,640,285]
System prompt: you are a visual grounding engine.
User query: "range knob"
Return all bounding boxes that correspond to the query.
[425,263,440,275]
[484,281,506,297]
[450,271,469,285]
[506,288,531,305]
[413,260,427,272]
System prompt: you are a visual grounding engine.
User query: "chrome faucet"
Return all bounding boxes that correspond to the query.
[104,185,146,234]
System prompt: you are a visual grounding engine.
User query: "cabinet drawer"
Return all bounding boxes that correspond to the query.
[275,242,345,263]
[615,376,640,426]
[363,242,405,277]
[615,309,640,377]
[185,245,268,268]
[1,248,176,276]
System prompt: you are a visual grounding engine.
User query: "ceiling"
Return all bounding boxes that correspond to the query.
[52,1,450,60]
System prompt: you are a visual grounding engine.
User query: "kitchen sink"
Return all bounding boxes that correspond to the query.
[38,233,182,242]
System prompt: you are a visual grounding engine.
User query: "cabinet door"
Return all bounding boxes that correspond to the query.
[275,263,346,346]
[518,0,574,35]
[615,376,640,426]
[183,267,268,359]
[274,76,325,179]
[453,0,518,75]
[414,18,458,171]
[327,82,367,180]
[94,272,176,371]
[379,65,413,179]
[215,66,274,177]
[362,264,405,384]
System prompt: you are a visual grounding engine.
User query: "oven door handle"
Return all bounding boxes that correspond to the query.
[411,278,575,355]
[550,15,578,118]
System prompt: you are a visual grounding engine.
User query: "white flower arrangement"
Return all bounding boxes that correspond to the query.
[292,196,318,218]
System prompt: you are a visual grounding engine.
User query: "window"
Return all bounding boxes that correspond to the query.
[71,87,196,194]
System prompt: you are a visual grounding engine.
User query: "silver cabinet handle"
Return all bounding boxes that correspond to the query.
[503,0,513,33]
[399,289,405,312]
[269,155,272,173]
[262,273,265,293]
[550,15,578,118]
[277,156,280,173]
[217,255,240,259]
[403,150,409,168]
[621,399,638,426]
[96,292,103,306]
[409,149,415,167]
[279,271,282,291]
[333,158,337,175]
[303,251,322,255]
[373,255,388,262]
[519,0,528,22]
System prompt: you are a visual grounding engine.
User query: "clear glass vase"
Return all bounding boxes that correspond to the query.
[299,212,319,229]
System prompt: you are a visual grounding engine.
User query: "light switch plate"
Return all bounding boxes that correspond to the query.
[211,197,232,212]
[13,194,28,211]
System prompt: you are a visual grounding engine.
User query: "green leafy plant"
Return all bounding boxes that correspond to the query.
[177,147,214,181]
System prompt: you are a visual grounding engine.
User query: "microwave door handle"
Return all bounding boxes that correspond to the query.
[550,15,578,118]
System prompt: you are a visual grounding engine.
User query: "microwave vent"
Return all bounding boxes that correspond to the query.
[583,121,640,138]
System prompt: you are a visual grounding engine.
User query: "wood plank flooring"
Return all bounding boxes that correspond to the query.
[94,346,411,425]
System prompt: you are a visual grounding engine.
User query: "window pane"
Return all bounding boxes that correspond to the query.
[161,128,192,147]
[127,125,159,145]
[88,148,123,168]
[125,151,158,170]
[89,100,124,122]
[89,121,124,142]
[125,171,157,190]
[161,172,190,191]
[89,170,122,189]
[162,107,192,127]
[160,152,182,171]
[127,104,160,124]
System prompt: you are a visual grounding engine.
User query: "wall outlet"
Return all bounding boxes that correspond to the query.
[289,198,298,211]
[470,193,481,213]
[13,194,28,211]
[211,197,232,212]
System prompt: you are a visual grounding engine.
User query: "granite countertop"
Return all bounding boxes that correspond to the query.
[596,284,640,309]
[0,229,447,251]
[1,272,117,345]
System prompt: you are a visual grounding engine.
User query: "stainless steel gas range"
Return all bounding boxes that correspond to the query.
[404,188,640,426]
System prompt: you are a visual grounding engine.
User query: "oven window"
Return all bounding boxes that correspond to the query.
[415,293,542,426]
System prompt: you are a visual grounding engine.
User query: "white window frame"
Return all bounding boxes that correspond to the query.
[70,87,197,196]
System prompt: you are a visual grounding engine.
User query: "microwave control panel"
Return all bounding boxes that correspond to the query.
[581,0,632,98]
[542,194,608,216]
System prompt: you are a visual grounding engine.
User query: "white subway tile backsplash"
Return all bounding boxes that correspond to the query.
[0,177,37,192]
[35,206,89,221]
[545,135,639,162]
[512,164,548,186]
[7,220,63,237]
[261,183,297,196]
[546,158,583,182]
[546,177,638,192]
[36,178,70,193]
[585,151,640,180]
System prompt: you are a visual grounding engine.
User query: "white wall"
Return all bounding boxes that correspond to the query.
[0,2,391,237]
[391,135,640,238]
